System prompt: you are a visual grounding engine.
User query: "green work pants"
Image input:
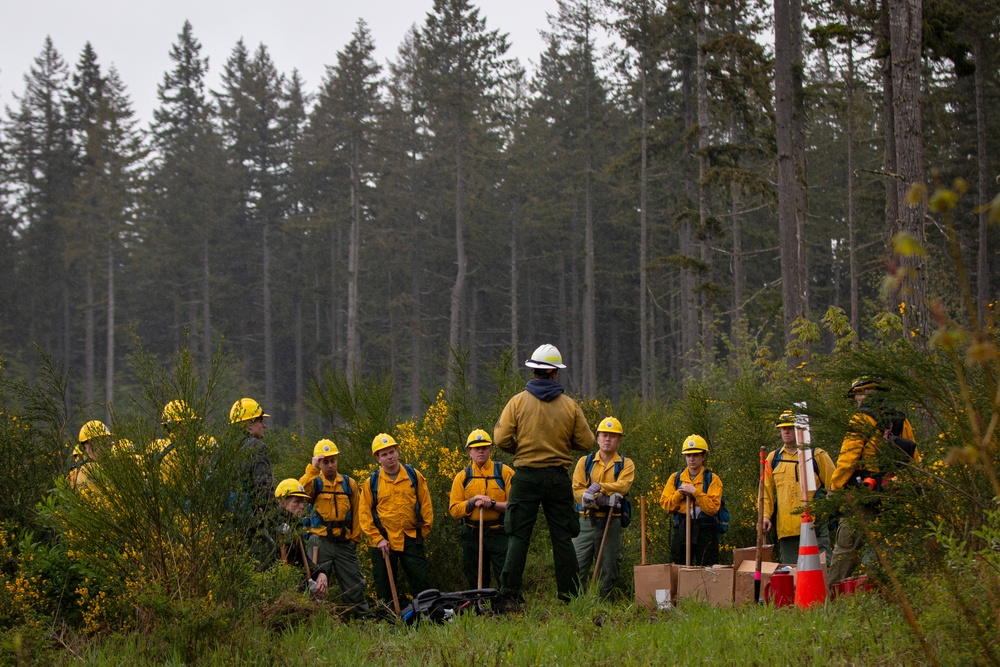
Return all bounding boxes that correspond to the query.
[307,535,369,611]
[500,467,581,601]
[777,522,832,565]
[573,513,623,599]
[462,524,508,590]
[370,534,429,605]
[829,516,866,584]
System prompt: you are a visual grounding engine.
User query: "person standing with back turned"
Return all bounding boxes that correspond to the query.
[494,344,595,606]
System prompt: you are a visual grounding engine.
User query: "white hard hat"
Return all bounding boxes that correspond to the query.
[525,343,567,369]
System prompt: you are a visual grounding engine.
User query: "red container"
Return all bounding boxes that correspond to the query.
[831,577,857,598]
[764,572,794,607]
[855,575,873,593]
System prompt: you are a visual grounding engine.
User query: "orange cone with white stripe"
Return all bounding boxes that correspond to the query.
[794,510,827,608]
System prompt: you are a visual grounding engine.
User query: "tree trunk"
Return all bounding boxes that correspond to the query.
[846,7,860,334]
[295,297,304,435]
[202,239,211,378]
[975,38,989,327]
[639,64,650,404]
[881,0,899,249]
[583,154,597,395]
[774,0,803,349]
[889,0,927,335]
[447,140,466,388]
[510,205,519,369]
[263,218,273,412]
[85,259,95,407]
[696,0,714,366]
[105,235,115,423]
[347,155,361,382]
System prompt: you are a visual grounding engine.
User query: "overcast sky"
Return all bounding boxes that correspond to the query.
[0,0,561,125]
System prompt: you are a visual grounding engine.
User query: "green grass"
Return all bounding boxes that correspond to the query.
[23,593,930,667]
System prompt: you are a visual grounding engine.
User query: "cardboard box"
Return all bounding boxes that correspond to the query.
[633,563,678,610]
[734,560,784,605]
[732,544,774,573]
[676,565,734,606]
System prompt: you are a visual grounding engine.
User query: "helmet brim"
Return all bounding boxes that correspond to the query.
[524,360,566,369]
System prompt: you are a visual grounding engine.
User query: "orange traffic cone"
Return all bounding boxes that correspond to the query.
[794,510,827,608]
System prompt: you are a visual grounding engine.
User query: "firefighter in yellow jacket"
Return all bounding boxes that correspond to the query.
[660,435,723,566]
[358,433,433,605]
[572,417,634,599]
[830,377,920,584]
[761,410,835,564]
[300,439,369,611]
[449,429,514,589]
[67,420,112,490]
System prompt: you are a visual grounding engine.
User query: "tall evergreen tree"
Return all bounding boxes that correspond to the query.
[417,0,514,387]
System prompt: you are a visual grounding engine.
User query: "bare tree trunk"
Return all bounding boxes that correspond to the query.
[889,0,927,334]
[447,141,466,388]
[411,241,422,416]
[975,39,989,327]
[330,219,338,359]
[639,64,650,404]
[295,298,304,435]
[696,0,714,366]
[774,0,803,350]
[846,7,860,334]
[105,236,114,423]
[347,155,361,382]
[681,54,698,379]
[881,0,899,245]
[510,205,519,369]
[85,260,95,407]
[791,0,808,319]
[263,218,273,412]
[202,240,211,378]
[583,154,596,394]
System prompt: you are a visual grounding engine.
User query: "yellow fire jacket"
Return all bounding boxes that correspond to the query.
[831,412,918,490]
[300,464,362,542]
[762,446,835,539]
[494,391,594,468]
[659,467,722,518]
[358,465,433,551]
[572,452,635,518]
[448,459,515,525]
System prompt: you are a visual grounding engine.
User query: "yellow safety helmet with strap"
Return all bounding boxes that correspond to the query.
[596,417,623,435]
[371,433,398,455]
[680,434,709,454]
[229,397,269,424]
[466,429,492,447]
[313,439,340,457]
[776,410,795,428]
[162,400,196,426]
[78,420,111,443]
[847,377,881,397]
[275,478,310,499]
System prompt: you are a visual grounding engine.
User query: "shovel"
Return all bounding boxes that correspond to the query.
[685,496,692,567]
[478,510,485,589]
[383,549,401,615]
[592,497,615,583]
[755,446,766,603]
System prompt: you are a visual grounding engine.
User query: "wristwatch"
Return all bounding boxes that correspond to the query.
[490,499,497,509]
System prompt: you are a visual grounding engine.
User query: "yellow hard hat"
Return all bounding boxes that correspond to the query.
[274,478,310,499]
[596,417,623,435]
[229,397,269,424]
[525,343,567,369]
[314,439,340,457]
[162,400,196,426]
[680,434,709,454]
[776,410,795,428]
[371,433,398,455]
[71,444,84,461]
[847,377,880,396]
[78,420,111,443]
[466,429,493,447]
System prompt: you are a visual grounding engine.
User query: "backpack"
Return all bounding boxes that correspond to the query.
[463,461,506,492]
[673,468,729,534]
[576,452,632,528]
[304,474,353,539]
[369,464,424,543]
[400,587,500,625]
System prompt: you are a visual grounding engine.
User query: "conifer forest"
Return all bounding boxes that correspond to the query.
[1,0,997,423]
